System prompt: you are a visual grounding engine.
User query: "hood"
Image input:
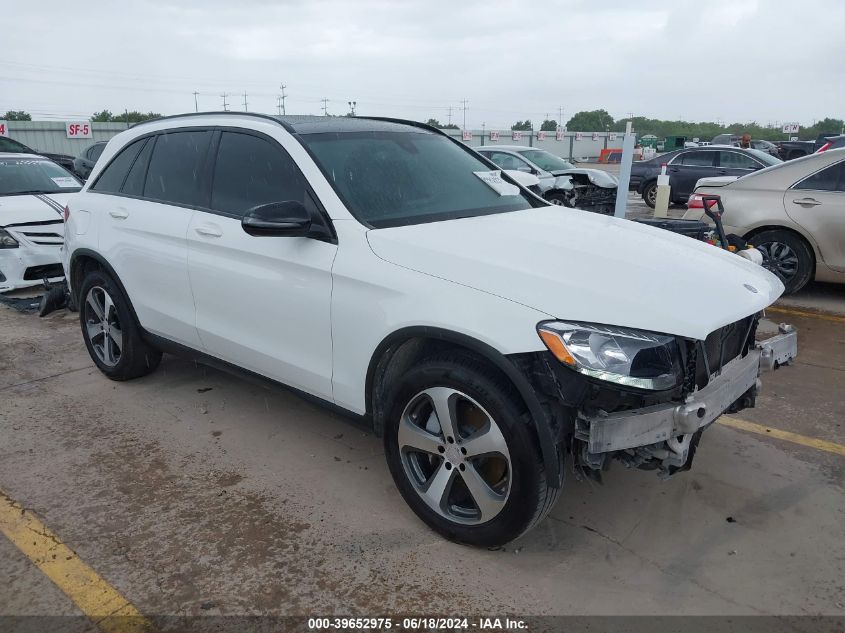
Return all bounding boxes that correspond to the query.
[366,206,783,341]
[694,176,739,189]
[0,193,70,227]
[550,168,618,188]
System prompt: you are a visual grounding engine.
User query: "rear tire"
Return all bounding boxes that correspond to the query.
[384,352,560,547]
[642,181,658,208]
[78,269,162,380]
[748,230,813,294]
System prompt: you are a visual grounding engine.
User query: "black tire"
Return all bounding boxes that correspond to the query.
[545,192,569,207]
[748,229,814,294]
[78,269,162,380]
[384,352,560,547]
[642,181,658,208]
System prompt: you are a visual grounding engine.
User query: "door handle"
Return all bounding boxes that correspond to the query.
[109,209,129,219]
[792,197,822,207]
[194,225,223,237]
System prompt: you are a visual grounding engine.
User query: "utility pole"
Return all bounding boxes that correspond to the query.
[558,106,564,130]
[242,92,248,112]
[279,84,287,115]
[193,91,199,113]
[321,99,329,116]
[461,99,468,130]
[448,106,453,127]
[221,93,229,111]
[276,95,282,115]
[348,101,357,116]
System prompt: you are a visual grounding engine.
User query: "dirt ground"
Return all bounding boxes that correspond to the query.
[1,276,843,627]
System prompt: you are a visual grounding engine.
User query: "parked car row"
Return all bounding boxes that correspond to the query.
[0,135,76,172]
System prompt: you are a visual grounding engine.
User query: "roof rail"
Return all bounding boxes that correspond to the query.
[129,111,292,131]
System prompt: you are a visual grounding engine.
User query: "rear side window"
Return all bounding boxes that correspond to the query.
[143,130,212,207]
[676,151,715,167]
[719,151,760,169]
[88,144,105,161]
[90,138,146,193]
[121,138,154,197]
[210,131,308,215]
[794,161,845,192]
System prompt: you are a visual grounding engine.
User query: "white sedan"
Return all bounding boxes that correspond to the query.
[0,153,80,292]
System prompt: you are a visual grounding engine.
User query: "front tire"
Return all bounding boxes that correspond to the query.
[748,229,813,293]
[78,269,162,380]
[384,353,560,547]
[545,192,569,206]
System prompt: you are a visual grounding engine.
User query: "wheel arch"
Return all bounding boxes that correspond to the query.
[743,224,819,269]
[365,326,563,488]
[69,249,141,324]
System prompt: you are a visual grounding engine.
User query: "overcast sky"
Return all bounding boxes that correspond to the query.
[3,0,843,127]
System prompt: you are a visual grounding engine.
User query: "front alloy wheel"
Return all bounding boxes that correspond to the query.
[84,286,123,367]
[398,387,511,525]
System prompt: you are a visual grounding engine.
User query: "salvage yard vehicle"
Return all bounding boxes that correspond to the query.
[0,135,76,173]
[630,146,781,208]
[0,154,79,292]
[63,113,795,547]
[476,146,618,214]
[72,141,107,181]
[684,148,845,293]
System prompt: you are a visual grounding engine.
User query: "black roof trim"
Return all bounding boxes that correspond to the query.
[130,111,295,132]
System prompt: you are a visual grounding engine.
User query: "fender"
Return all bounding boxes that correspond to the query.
[365,326,563,488]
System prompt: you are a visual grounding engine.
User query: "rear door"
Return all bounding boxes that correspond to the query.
[186,129,337,400]
[91,129,213,347]
[667,150,717,200]
[785,159,845,271]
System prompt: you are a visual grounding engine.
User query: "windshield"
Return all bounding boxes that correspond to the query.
[302,131,537,228]
[747,148,782,166]
[0,158,81,196]
[518,149,574,171]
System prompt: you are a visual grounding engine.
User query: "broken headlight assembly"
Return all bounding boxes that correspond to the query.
[537,321,683,390]
[0,229,19,249]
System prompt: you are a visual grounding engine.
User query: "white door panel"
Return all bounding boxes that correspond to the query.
[98,195,200,347]
[187,211,336,400]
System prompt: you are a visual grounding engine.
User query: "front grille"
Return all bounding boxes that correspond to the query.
[23,263,64,281]
[21,231,63,246]
[694,314,757,389]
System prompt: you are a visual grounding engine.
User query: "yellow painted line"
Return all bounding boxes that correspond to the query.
[768,305,845,324]
[0,489,157,633]
[719,416,845,457]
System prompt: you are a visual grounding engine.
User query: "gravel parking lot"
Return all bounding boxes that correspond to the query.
[2,270,844,625]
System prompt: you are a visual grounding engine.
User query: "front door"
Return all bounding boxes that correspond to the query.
[785,159,845,272]
[668,150,717,201]
[186,130,337,401]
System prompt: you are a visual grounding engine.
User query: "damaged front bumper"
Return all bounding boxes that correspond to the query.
[575,325,797,476]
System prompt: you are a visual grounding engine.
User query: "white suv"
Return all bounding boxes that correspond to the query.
[63,113,790,546]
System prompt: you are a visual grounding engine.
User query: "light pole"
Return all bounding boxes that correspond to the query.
[348,101,357,116]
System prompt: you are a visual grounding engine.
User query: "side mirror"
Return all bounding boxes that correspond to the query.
[242,201,312,237]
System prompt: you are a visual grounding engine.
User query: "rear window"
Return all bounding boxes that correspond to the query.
[301,131,537,228]
[91,138,146,193]
[0,158,81,196]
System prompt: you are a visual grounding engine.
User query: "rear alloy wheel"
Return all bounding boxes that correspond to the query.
[385,353,560,547]
[545,192,569,207]
[642,181,658,208]
[78,269,162,380]
[748,230,813,294]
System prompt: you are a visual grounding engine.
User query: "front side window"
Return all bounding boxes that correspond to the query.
[719,151,760,169]
[143,130,212,207]
[121,138,154,197]
[91,138,146,193]
[211,132,308,215]
[794,161,845,192]
[518,149,575,171]
[302,131,537,228]
[0,158,81,196]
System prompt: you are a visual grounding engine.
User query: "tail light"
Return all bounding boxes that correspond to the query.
[63,205,70,221]
[687,193,718,210]
[817,142,832,153]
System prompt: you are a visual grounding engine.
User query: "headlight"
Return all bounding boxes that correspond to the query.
[537,321,683,390]
[0,229,19,249]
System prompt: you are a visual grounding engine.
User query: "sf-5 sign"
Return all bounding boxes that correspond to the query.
[66,122,93,139]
